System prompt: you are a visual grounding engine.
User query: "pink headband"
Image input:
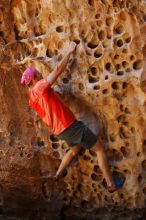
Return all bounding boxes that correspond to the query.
[21,67,37,85]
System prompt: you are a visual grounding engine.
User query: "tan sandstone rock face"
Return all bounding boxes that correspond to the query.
[0,0,146,219]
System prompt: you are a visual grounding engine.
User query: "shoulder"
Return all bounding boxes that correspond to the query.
[33,79,51,94]
[35,78,48,88]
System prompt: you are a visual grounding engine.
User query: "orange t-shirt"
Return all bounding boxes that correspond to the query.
[29,79,75,135]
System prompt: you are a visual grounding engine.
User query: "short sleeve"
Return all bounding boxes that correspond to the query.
[33,79,51,95]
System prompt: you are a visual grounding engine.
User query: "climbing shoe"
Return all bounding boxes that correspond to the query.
[108,177,125,193]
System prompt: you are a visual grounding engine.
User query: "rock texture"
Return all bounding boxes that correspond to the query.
[0,0,146,219]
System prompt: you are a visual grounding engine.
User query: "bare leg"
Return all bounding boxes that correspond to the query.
[55,145,81,178]
[91,140,113,187]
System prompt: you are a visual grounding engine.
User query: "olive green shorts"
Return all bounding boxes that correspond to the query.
[57,120,98,149]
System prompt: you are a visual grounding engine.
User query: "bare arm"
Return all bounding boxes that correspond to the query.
[45,42,76,85]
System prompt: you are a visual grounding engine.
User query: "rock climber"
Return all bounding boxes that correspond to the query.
[21,41,125,193]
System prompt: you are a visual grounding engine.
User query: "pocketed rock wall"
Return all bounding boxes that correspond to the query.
[0,0,146,219]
